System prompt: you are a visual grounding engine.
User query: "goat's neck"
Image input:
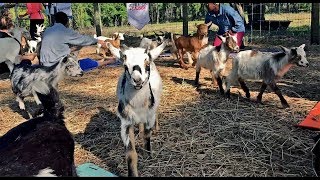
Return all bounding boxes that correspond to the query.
[218,44,231,63]
[271,55,292,80]
[47,62,66,88]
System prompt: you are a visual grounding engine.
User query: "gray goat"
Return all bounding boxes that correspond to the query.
[223,44,309,108]
[0,27,30,73]
[10,54,83,118]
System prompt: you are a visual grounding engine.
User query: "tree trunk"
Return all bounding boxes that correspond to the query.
[93,3,102,36]
[311,3,320,45]
[156,3,160,24]
[182,3,188,36]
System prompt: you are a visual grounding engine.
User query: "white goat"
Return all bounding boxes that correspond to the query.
[35,24,45,37]
[107,40,168,177]
[195,33,239,94]
[223,44,309,108]
[10,54,83,118]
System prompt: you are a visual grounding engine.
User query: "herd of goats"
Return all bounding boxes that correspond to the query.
[0,21,318,177]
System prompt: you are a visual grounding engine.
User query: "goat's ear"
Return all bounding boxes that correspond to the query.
[195,23,198,28]
[206,21,213,27]
[279,45,289,52]
[149,40,167,61]
[299,44,305,49]
[36,24,39,29]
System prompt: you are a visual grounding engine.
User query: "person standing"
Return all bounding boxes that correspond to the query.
[19,3,45,40]
[205,3,245,49]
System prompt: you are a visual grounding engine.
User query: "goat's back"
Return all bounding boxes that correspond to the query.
[0,37,21,64]
[0,121,75,177]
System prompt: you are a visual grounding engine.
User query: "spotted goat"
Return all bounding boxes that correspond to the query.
[195,33,239,94]
[223,44,309,108]
[107,39,168,177]
[10,54,83,118]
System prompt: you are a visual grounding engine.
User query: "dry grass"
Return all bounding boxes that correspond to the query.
[0,31,319,177]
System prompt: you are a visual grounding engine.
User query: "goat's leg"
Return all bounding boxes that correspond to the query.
[32,91,45,117]
[195,66,201,86]
[216,76,225,95]
[122,125,138,177]
[138,123,144,140]
[268,82,290,108]
[256,82,268,104]
[144,123,152,158]
[210,71,218,87]
[178,49,188,70]
[238,78,250,99]
[186,52,193,65]
[154,113,160,133]
[191,52,199,67]
[16,96,26,110]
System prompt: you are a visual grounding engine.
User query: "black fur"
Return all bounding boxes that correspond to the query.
[148,83,155,109]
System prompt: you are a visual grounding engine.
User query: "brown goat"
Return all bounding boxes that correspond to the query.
[173,22,212,70]
[98,33,121,58]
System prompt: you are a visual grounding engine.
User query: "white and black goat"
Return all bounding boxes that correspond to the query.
[10,54,83,118]
[195,33,239,94]
[0,84,77,177]
[223,44,309,108]
[27,24,45,54]
[107,40,168,177]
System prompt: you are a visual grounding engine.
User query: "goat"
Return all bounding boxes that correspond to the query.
[107,40,168,177]
[35,24,45,37]
[95,33,122,58]
[223,44,309,108]
[195,33,239,94]
[312,134,320,177]
[0,84,77,177]
[10,54,83,118]
[0,27,31,73]
[173,22,212,70]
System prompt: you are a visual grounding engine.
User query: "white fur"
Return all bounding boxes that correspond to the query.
[34,168,57,177]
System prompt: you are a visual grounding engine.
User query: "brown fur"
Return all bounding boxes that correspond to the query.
[250,50,259,57]
[99,34,121,58]
[173,23,209,70]
[126,126,138,177]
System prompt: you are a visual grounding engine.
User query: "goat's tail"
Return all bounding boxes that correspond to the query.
[31,80,51,95]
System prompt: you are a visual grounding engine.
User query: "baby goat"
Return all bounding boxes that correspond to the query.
[10,54,83,118]
[0,84,77,177]
[195,33,239,94]
[223,44,309,108]
[107,40,167,177]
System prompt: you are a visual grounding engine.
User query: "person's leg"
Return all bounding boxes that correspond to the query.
[236,32,245,48]
[213,35,222,47]
[29,19,37,40]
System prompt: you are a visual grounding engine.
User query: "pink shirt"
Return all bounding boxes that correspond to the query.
[26,3,44,20]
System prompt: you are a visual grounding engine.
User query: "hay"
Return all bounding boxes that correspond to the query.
[0,39,319,177]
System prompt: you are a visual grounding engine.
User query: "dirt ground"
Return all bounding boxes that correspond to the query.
[0,37,319,177]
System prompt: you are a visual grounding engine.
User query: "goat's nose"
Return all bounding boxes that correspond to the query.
[79,72,84,76]
[133,78,141,84]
